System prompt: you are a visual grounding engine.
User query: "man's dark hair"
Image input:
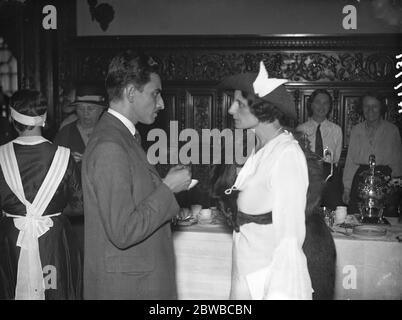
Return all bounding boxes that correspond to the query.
[10,89,47,132]
[307,89,333,118]
[105,50,160,102]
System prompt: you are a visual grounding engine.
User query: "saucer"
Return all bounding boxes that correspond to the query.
[353,225,387,239]
[176,218,197,226]
[197,218,213,224]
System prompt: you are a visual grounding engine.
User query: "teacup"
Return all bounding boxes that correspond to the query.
[210,206,218,218]
[335,206,347,224]
[198,209,212,221]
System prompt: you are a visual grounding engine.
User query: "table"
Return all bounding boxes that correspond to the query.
[173,219,402,300]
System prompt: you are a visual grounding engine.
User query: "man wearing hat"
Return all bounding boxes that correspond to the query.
[54,82,108,163]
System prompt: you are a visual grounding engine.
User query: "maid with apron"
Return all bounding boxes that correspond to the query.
[0,90,83,300]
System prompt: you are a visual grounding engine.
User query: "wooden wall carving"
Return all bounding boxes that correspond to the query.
[74,38,398,83]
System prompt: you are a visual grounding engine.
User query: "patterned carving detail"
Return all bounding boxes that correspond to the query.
[193,96,212,131]
[332,89,339,124]
[73,35,401,51]
[76,51,396,83]
[344,96,363,147]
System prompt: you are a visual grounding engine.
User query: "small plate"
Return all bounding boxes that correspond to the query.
[197,220,222,227]
[176,218,197,226]
[188,179,199,190]
[353,225,387,239]
[197,218,213,225]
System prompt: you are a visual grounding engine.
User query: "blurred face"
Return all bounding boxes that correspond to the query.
[228,90,259,129]
[76,103,104,128]
[311,93,331,121]
[362,96,382,123]
[132,73,164,125]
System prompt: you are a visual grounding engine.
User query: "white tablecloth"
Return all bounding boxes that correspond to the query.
[173,218,402,300]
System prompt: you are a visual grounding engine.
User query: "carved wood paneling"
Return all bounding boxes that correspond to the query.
[74,50,397,84]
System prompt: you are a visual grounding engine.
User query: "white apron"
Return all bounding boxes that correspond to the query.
[0,137,70,300]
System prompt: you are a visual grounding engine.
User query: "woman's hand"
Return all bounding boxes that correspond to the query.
[71,152,83,163]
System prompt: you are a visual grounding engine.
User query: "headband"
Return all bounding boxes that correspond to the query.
[10,107,47,127]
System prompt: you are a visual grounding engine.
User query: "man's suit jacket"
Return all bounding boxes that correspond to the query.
[82,112,180,299]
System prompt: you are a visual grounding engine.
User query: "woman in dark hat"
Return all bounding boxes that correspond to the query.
[219,62,313,299]
[0,89,83,299]
[54,82,108,164]
[215,62,336,300]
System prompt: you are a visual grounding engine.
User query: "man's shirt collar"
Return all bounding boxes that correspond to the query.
[107,108,136,136]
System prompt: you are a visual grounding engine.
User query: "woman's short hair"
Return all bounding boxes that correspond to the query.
[357,91,388,118]
[241,91,287,125]
[105,50,160,102]
[10,89,47,132]
[307,89,333,118]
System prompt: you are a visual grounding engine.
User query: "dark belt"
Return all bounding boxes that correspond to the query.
[234,211,273,232]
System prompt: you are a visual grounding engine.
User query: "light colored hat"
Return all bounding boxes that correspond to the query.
[63,82,108,113]
[219,62,296,119]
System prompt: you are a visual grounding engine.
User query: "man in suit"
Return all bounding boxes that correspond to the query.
[82,51,191,299]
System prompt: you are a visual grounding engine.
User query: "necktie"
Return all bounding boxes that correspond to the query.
[315,124,323,157]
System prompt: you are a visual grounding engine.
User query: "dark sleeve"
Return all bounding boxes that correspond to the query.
[65,155,83,215]
[53,126,69,148]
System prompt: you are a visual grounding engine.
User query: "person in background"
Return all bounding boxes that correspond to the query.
[58,85,78,131]
[343,92,402,216]
[82,50,191,299]
[296,89,343,210]
[54,83,107,254]
[0,89,83,300]
[54,82,108,164]
[219,62,313,300]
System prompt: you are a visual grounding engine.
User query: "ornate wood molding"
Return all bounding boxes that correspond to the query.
[72,35,400,84]
[73,34,402,50]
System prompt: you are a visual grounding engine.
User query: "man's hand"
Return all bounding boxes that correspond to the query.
[162,165,191,193]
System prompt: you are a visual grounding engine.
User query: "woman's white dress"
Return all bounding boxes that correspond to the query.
[230,131,313,300]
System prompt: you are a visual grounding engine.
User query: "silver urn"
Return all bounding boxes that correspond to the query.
[357,155,390,223]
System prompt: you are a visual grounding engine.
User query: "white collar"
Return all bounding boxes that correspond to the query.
[226,131,290,193]
[107,108,136,136]
[310,118,328,127]
[13,136,50,145]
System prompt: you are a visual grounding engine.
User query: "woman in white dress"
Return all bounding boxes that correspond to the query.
[219,62,313,300]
